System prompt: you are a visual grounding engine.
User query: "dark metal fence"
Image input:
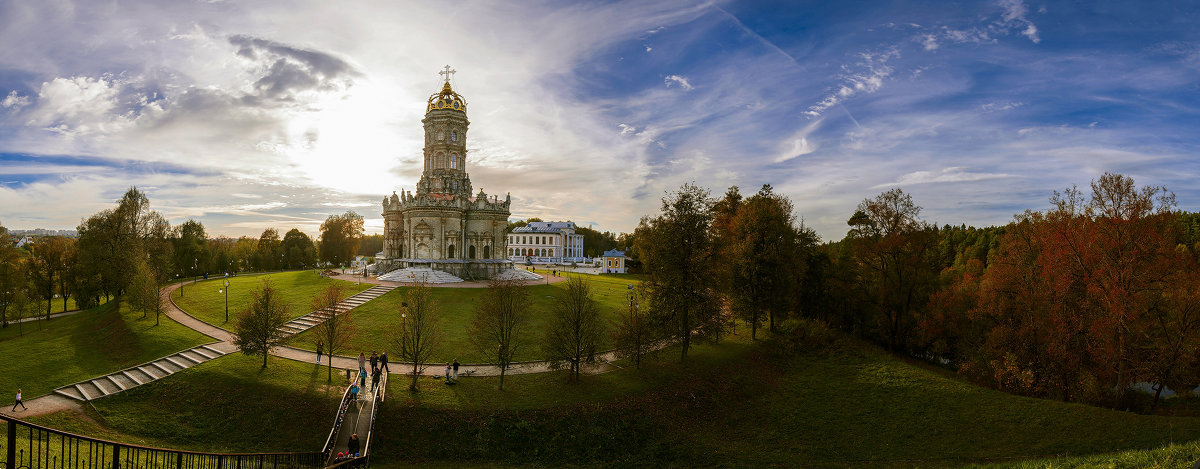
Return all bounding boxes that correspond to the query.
[2,416,323,469]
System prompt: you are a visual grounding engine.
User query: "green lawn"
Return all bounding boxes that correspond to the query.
[21,295,110,318]
[0,298,211,400]
[25,353,342,453]
[18,314,1200,467]
[289,276,640,363]
[170,271,372,327]
[369,332,1200,467]
[965,440,1200,468]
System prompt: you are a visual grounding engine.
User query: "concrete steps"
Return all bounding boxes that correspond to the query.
[53,344,230,402]
[492,269,543,281]
[276,285,396,338]
[377,268,465,283]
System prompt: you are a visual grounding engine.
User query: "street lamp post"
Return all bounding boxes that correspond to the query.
[178,272,184,297]
[222,274,230,323]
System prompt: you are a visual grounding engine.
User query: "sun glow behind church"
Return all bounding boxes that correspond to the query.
[1,1,1199,239]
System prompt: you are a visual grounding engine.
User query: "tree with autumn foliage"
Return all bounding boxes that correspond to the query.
[845,188,939,352]
[718,184,808,339]
[921,173,1195,407]
[634,183,722,363]
[311,285,355,382]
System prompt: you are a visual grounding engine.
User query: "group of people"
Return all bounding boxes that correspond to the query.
[333,433,361,461]
[343,350,389,402]
[314,344,470,388]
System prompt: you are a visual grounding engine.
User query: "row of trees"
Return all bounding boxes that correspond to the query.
[0,187,366,330]
[628,174,1200,409]
[232,275,613,392]
[630,183,821,363]
[912,174,1200,406]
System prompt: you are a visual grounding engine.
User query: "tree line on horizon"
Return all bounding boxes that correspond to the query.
[6,174,1200,411]
[0,187,366,329]
[632,172,1200,410]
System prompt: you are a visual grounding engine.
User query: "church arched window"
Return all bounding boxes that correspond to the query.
[436,152,445,168]
[469,245,476,259]
[484,245,491,258]
[451,153,458,169]
[448,244,456,258]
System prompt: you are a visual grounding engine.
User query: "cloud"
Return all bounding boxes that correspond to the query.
[617,123,637,135]
[873,167,1012,188]
[806,48,899,117]
[774,118,823,162]
[227,35,360,105]
[918,34,939,51]
[22,76,126,135]
[664,74,693,90]
[2,91,30,110]
[998,0,1041,43]
[981,101,1023,112]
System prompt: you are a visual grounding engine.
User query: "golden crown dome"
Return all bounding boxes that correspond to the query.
[426,81,466,114]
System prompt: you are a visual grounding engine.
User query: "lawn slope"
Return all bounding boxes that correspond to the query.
[171,270,372,327]
[289,275,638,363]
[27,353,342,453]
[20,328,1200,467]
[0,299,211,399]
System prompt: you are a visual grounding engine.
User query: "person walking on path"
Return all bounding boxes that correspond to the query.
[12,388,27,411]
[358,352,366,373]
[444,363,451,383]
[369,351,379,374]
[371,367,382,391]
[350,382,359,402]
[380,351,389,373]
[316,341,324,364]
[452,359,460,382]
[359,368,367,389]
[347,433,361,457]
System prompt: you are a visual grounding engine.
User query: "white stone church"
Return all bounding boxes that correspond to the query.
[377,69,513,280]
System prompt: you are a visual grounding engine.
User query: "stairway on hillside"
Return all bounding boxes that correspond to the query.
[492,269,543,281]
[377,267,464,284]
[278,285,395,337]
[54,344,231,402]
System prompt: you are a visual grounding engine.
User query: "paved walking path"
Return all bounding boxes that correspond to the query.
[4,270,619,419]
[37,283,393,407]
[329,269,567,288]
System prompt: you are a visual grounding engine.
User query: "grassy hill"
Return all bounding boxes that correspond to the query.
[288,274,639,363]
[170,270,372,327]
[19,320,1200,467]
[0,298,211,399]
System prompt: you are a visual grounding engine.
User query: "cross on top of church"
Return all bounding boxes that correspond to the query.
[439,65,456,83]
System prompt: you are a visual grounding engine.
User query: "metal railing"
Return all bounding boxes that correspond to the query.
[2,416,323,469]
[320,376,357,459]
[322,370,387,469]
[359,371,387,465]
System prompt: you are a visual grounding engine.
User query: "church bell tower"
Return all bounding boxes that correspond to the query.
[417,65,472,197]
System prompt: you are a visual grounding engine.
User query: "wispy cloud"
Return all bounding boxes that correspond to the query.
[664,75,693,90]
[806,48,899,117]
[873,167,1012,188]
[0,1,1196,243]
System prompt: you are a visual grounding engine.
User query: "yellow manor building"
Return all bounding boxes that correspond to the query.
[378,68,513,279]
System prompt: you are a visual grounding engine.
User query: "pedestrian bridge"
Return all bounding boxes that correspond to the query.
[3,368,389,469]
[322,368,388,468]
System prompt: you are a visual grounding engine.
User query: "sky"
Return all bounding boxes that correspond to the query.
[1,0,1199,242]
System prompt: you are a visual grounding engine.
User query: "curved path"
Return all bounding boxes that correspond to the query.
[161,274,621,378]
[4,270,624,419]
